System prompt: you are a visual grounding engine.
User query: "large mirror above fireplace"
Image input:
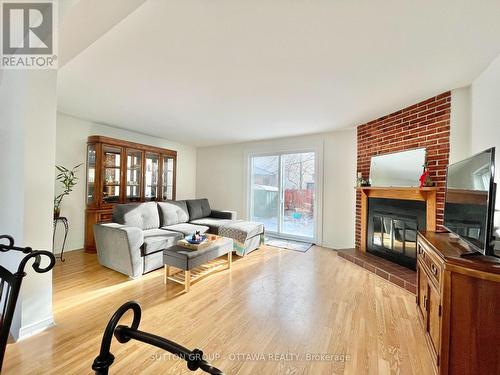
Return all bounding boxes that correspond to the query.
[370,148,426,187]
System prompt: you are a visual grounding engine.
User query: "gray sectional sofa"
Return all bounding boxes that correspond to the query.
[94,198,263,278]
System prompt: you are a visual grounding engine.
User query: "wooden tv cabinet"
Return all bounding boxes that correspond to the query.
[416,231,500,375]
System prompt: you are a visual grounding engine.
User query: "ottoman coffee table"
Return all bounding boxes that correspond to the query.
[163,235,233,292]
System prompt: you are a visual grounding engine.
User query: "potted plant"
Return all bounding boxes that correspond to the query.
[54,164,83,218]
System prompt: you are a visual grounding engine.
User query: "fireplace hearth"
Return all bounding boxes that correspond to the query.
[367,198,426,270]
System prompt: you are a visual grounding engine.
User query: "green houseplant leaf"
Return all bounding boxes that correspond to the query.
[54,163,83,215]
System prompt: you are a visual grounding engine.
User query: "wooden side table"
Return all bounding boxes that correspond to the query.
[53,216,69,262]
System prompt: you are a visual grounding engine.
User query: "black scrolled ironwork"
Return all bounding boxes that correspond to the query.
[52,217,69,262]
[92,301,225,375]
[0,234,56,371]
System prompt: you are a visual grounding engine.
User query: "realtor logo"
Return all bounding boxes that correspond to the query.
[1,1,57,69]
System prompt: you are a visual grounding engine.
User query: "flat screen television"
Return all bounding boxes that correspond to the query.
[444,147,496,255]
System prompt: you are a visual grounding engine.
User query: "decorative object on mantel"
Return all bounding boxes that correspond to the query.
[360,179,371,187]
[356,172,371,187]
[54,163,82,218]
[419,162,435,188]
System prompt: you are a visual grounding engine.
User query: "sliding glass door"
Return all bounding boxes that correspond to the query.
[249,151,316,241]
[281,152,315,239]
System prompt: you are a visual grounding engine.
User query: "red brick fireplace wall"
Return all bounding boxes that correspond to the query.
[355,92,451,249]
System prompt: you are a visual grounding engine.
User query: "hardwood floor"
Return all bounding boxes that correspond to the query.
[3,246,434,374]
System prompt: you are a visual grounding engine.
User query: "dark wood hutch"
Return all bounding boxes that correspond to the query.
[85,136,177,253]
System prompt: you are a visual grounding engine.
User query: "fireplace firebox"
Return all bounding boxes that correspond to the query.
[367,198,426,270]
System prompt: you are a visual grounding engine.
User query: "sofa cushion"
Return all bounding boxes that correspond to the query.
[158,201,189,226]
[186,199,211,220]
[189,218,235,234]
[142,229,182,255]
[161,223,209,236]
[113,202,160,230]
[209,210,237,220]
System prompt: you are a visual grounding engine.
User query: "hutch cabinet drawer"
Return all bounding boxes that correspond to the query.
[98,212,114,222]
[417,241,442,287]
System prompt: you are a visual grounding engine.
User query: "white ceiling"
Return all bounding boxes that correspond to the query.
[58,0,147,67]
[58,0,500,147]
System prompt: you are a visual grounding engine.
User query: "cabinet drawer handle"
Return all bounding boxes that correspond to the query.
[431,263,438,275]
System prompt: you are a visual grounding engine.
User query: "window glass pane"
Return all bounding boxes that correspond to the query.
[87,144,96,204]
[103,146,121,203]
[281,152,315,239]
[104,147,120,167]
[250,155,279,233]
[127,150,142,202]
[163,156,174,200]
[145,153,159,201]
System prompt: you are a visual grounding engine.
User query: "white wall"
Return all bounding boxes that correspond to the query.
[470,54,500,249]
[0,70,56,340]
[55,113,197,251]
[450,87,471,164]
[196,129,357,249]
[0,70,26,339]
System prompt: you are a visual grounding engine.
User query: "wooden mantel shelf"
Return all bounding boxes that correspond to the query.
[356,186,438,252]
[355,186,437,202]
[355,186,438,191]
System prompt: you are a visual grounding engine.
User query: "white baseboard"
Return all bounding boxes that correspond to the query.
[322,241,354,250]
[53,247,81,255]
[17,316,55,341]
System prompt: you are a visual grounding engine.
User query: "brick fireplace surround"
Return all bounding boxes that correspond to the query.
[355,91,451,249]
[339,91,451,293]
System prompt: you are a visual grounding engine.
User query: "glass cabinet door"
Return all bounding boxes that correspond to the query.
[86,144,96,205]
[126,149,142,202]
[162,156,175,200]
[144,153,159,201]
[102,146,122,204]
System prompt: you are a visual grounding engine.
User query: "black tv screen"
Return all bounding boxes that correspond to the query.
[444,148,496,254]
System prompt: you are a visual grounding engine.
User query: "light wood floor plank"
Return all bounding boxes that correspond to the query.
[3,246,433,374]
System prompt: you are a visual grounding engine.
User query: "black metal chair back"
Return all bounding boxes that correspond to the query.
[92,301,225,375]
[0,235,56,370]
